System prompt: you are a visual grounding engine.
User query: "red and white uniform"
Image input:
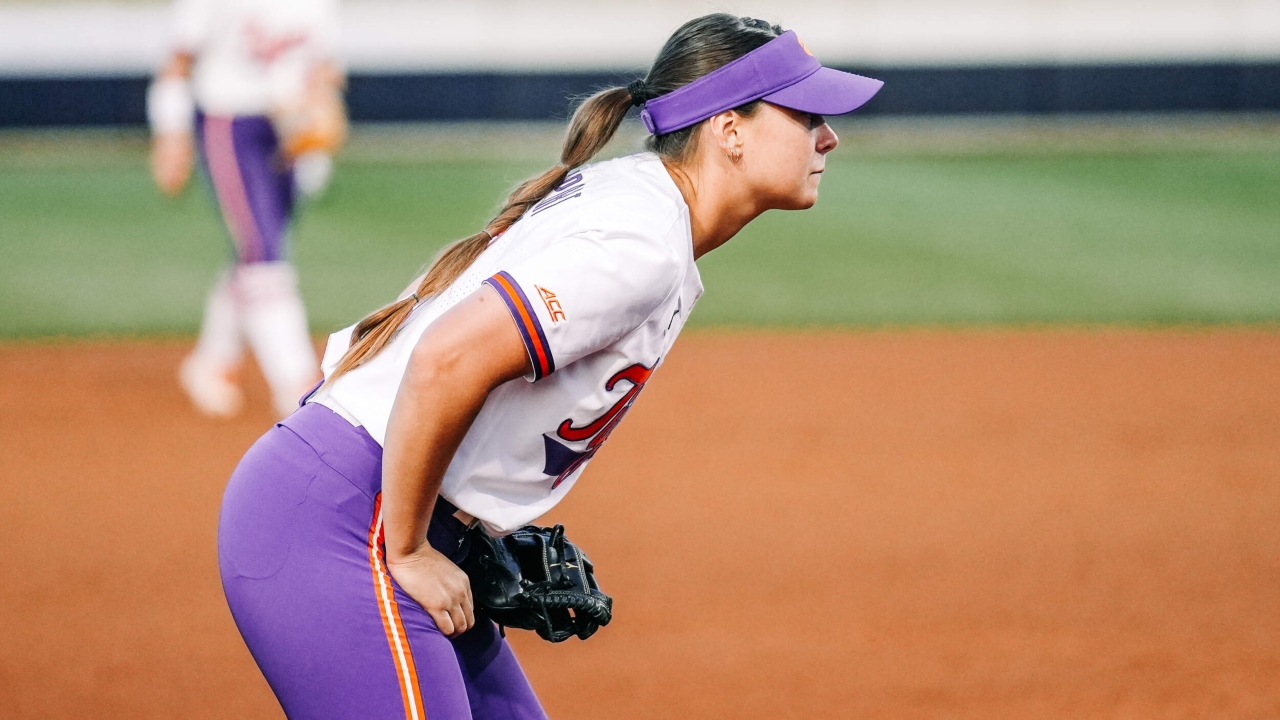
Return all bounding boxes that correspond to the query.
[172,0,339,115]
[312,152,702,533]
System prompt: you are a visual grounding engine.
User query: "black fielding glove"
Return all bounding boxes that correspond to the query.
[461,524,612,643]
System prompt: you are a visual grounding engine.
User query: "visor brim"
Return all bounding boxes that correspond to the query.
[762,67,884,116]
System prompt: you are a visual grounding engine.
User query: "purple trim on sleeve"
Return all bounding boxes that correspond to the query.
[484,271,555,380]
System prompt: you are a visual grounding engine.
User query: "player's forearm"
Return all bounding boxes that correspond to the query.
[147,52,197,195]
[381,349,489,560]
[309,59,345,91]
[380,289,531,560]
[148,53,196,137]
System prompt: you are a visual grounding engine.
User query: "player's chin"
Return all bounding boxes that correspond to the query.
[791,181,822,209]
[778,193,819,211]
[770,177,822,210]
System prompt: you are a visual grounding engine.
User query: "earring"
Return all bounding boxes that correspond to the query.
[726,147,743,163]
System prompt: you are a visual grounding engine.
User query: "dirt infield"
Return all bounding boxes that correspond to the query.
[1,330,1278,719]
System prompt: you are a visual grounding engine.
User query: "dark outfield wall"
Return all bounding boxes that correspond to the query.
[2,63,1279,126]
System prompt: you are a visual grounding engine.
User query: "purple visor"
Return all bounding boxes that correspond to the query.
[639,30,884,135]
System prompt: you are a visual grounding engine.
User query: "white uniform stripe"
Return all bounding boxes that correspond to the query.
[203,115,263,262]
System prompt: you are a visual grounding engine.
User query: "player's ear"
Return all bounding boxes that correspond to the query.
[704,109,745,163]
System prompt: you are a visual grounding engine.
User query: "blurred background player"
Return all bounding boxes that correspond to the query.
[147,0,345,418]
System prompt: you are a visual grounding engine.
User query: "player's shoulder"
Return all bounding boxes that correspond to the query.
[507,152,690,279]
[567,153,688,238]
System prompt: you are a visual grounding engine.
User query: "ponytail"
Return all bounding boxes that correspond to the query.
[329,14,783,381]
[327,86,634,381]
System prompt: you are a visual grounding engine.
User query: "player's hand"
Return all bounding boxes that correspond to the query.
[151,131,194,196]
[386,545,475,638]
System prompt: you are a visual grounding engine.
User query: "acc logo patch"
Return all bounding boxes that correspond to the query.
[536,285,566,324]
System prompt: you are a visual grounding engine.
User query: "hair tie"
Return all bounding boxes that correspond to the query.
[627,79,649,107]
[409,292,419,303]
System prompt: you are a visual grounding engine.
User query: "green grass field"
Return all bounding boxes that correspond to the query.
[2,118,1279,337]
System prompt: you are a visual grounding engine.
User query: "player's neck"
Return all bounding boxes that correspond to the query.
[663,157,764,260]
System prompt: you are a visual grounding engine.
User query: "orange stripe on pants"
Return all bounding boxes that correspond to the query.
[368,493,428,720]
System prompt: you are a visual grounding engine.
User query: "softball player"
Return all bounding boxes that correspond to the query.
[218,14,881,720]
[148,0,345,419]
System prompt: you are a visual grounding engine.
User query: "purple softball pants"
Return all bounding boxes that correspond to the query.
[196,113,295,265]
[218,403,548,720]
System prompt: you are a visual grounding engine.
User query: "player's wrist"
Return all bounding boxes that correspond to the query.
[147,76,194,135]
[385,538,443,568]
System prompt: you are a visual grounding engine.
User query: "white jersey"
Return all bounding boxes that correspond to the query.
[170,0,339,116]
[311,153,702,534]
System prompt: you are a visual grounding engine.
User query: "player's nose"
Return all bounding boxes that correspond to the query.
[816,123,839,155]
